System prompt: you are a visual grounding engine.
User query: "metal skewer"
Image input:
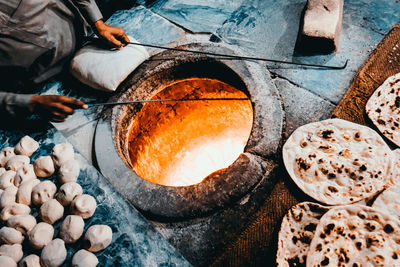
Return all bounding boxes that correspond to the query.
[86,97,250,107]
[85,37,348,70]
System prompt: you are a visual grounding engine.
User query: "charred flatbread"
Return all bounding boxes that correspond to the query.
[276,202,329,267]
[366,72,400,147]
[283,119,391,205]
[372,184,400,222]
[306,205,400,266]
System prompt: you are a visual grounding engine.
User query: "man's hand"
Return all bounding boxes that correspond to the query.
[29,95,88,122]
[94,20,130,49]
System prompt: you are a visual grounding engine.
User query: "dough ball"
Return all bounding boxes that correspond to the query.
[33,156,55,178]
[5,155,29,171]
[51,144,74,168]
[0,186,18,209]
[56,182,82,206]
[40,239,67,267]
[0,227,24,245]
[16,179,40,206]
[0,167,6,176]
[0,203,30,221]
[40,199,64,224]
[14,136,39,157]
[71,249,98,267]
[31,181,57,206]
[28,222,54,250]
[0,147,15,168]
[84,225,112,252]
[59,215,84,244]
[0,255,16,266]
[0,170,16,190]
[14,164,36,187]
[19,254,41,267]
[58,160,80,184]
[7,215,37,235]
[0,244,23,263]
[70,194,96,219]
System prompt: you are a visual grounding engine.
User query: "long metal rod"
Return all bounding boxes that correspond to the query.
[86,97,249,107]
[85,37,348,70]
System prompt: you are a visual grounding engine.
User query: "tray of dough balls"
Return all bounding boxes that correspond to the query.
[0,128,187,266]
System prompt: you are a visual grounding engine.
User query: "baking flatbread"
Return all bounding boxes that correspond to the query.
[276,202,329,267]
[372,184,400,222]
[306,205,400,267]
[366,72,400,147]
[283,118,391,205]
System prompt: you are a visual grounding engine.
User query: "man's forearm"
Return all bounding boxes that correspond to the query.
[0,92,34,118]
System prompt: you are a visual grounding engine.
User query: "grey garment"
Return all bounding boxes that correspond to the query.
[0,0,103,117]
[0,92,34,118]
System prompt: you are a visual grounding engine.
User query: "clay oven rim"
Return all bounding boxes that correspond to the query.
[95,42,284,219]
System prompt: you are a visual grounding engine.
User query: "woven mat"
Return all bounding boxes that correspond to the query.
[211,22,400,266]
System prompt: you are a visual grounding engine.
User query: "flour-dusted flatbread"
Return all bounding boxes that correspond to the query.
[366,72,400,147]
[276,202,329,267]
[372,184,400,222]
[283,119,391,205]
[388,148,400,185]
[306,205,400,267]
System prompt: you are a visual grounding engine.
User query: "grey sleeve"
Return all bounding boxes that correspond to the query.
[0,92,34,117]
[72,0,103,24]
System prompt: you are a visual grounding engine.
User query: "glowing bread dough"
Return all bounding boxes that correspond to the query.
[7,215,37,235]
[56,182,82,206]
[14,136,39,157]
[0,147,15,168]
[70,194,96,219]
[58,160,80,184]
[28,222,54,250]
[5,155,29,172]
[59,215,84,244]
[41,239,67,267]
[0,244,23,263]
[16,179,40,206]
[14,164,36,186]
[51,144,74,168]
[0,255,16,266]
[19,254,41,267]
[84,225,112,252]
[40,199,64,224]
[0,186,18,209]
[0,227,24,245]
[0,203,31,221]
[71,249,98,267]
[31,181,57,206]
[33,156,55,178]
[0,170,16,190]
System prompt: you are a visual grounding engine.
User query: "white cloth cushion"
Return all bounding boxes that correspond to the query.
[70,37,149,92]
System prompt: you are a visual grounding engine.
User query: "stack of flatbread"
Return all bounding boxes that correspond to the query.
[278,118,400,266]
[283,118,392,205]
[366,73,400,147]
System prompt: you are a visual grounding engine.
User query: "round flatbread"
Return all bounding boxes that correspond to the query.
[372,184,400,222]
[276,202,329,267]
[283,118,392,205]
[366,72,400,147]
[306,205,400,267]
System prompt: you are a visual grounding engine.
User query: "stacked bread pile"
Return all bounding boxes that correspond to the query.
[0,136,112,267]
[277,116,400,266]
